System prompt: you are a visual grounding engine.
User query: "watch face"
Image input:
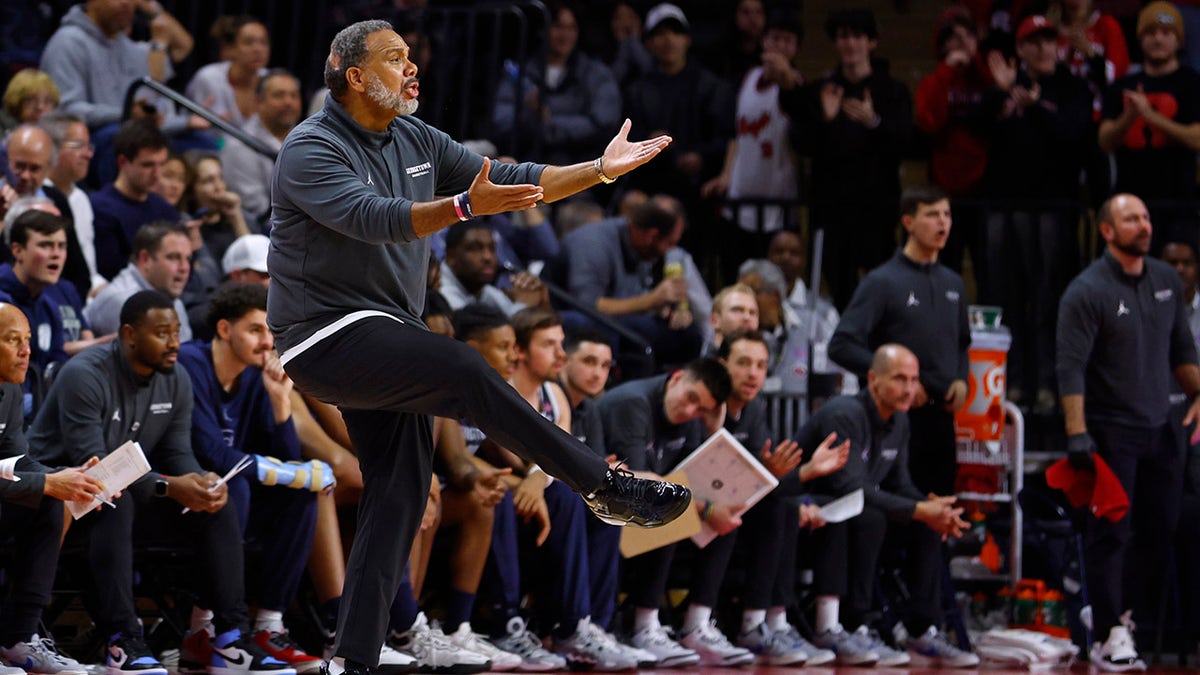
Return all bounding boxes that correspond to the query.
[155,480,169,497]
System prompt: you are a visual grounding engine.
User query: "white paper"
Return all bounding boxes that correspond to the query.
[0,455,21,481]
[68,441,152,520]
[817,488,864,524]
[673,428,779,548]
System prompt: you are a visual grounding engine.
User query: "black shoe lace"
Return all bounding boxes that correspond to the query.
[121,634,152,658]
[608,464,648,500]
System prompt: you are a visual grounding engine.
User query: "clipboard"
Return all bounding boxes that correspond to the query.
[673,428,778,547]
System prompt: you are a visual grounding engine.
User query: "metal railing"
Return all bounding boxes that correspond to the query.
[122,76,278,160]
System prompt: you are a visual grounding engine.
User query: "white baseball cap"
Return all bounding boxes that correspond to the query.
[645,3,689,35]
[222,234,270,275]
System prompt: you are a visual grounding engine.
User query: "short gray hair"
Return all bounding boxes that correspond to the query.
[38,111,85,148]
[737,258,788,298]
[324,20,393,101]
[3,196,57,243]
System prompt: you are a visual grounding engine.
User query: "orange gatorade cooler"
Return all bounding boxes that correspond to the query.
[956,308,1011,442]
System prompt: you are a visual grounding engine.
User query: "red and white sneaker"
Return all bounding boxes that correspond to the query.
[252,631,321,673]
[178,626,213,675]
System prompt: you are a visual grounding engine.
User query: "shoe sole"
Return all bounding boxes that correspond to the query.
[108,668,168,675]
[210,662,298,667]
[696,653,755,667]
[908,652,981,669]
[754,653,808,666]
[376,664,419,675]
[210,669,299,675]
[647,653,700,668]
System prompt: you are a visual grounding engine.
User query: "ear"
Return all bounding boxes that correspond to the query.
[345,65,368,94]
[867,369,877,388]
[120,323,135,344]
[9,243,21,261]
[215,317,232,341]
[900,213,913,233]
[1099,221,1114,242]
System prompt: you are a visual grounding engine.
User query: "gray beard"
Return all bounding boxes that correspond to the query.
[367,76,418,116]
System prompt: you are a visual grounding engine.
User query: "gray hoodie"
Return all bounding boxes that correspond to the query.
[40,5,185,132]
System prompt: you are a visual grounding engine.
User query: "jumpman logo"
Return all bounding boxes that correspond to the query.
[906,291,919,308]
[366,172,374,186]
[1117,300,1130,317]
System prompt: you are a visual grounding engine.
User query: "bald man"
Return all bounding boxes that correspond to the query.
[0,303,107,674]
[1057,192,1200,669]
[800,344,977,668]
[6,126,54,199]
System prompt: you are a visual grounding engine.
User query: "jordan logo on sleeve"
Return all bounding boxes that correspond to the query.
[906,291,920,308]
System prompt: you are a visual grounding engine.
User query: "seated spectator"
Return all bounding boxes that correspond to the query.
[597,357,749,667]
[0,303,103,675]
[717,329,842,667]
[40,112,102,296]
[84,222,193,340]
[561,195,703,367]
[5,125,54,201]
[222,234,271,286]
[0,210,108,369]
[221,69,302,224]
[90,121,179,281]
[492,1,621,166]
[177,282,326,672]
[491,307,640,670]
[27,291,293,675]
[737,257,847,394]
[187,16,272,133]
[804,344,977,668]
[703,283,759,357]
[439,220,547,316]
[153,153,191,213]
[40,0,212,186]
[182,151,253,263]
[0,69,59,136]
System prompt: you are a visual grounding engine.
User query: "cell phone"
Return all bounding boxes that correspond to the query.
[193,207,211,219]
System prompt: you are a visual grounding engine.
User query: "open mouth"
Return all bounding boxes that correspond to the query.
[404,78,420,98]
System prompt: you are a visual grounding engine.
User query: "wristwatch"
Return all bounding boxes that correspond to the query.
[153,478,169,498]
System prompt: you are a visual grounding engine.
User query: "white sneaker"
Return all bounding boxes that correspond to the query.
[813,624,878,666]
[906,626,981,668]
[853,626,910,667]
[735,623,807,666]
[445,624,520,672]
[377,644,418,674]
[489,617,565,672]
[0,635,86,675]
[678,620,754,667]
[551,619,637,671]
[387,613,490,674]
[1089,614,1146,672]
[629,624,699,668]
[776,624,835,666]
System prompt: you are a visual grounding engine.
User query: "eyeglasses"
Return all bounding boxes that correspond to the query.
[62,141,95,152]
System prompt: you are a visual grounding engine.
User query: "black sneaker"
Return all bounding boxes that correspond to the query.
[107,632,168,675]
[583,467,692,528]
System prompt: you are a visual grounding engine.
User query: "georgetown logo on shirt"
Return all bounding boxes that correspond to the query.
[405,162,432,178]
[1155,289,1174,302]
[149,402,173,415]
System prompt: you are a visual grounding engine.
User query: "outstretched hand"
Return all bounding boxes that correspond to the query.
[468,157,544,216]
[598,119,672,180]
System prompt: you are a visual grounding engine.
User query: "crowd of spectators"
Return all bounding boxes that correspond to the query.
[1,0,1200,672]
